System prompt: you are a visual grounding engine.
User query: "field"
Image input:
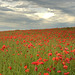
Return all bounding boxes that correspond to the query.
[0,27,75,75]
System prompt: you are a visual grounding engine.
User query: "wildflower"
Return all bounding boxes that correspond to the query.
[24,65,27,69]
[25,69,29,72]
[70,57,72,61]
[55,51,58,54]
[35,67,38,71]
[6,49,8,52]
[37,54,39,57]
[65,58,70,62]
[59,57,62,60]
[28,45,30,48]
[12,54,15,55]
[32,62,39,65]
[56,57,59,61]
[44,73,49,75]
[64,50,69,54]
[57,53,62,56]
[8,66,12,70]
[23,40,26,43]
[52,57,56,61]
[62,62,66,65]
[57,70,61,73]
[63,65,68,69]
[64,48,68,50]
[64,72,69,75]
[39,62,44,65]
[38,57,42,61]
[2,45,6,49]
[17,53,20,55]
[43,59,48,62]
[46,68,51,72]
[53,67,56,70]
[50,65,53,68]
[48,53,52,56]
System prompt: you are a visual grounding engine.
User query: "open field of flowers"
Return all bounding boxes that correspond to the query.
[0,27,75,75]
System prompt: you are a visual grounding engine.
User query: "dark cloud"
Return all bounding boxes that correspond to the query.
[15,5,28,8]
[56,7,75,16]
[0,7,13,11]
[25,0,75,16]
[0,10,42,25]
[1,0,75,16]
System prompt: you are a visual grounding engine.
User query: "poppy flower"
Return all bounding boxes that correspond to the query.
[38,57,42,61]
[52,57,56,61]
[63,65,68,69]
[39,62,44,65]
[2,45,6,49]
[56,57,59,61]
[64,72,69,75]
[46,68,51,72]
[48,53,52,56]
[32,62,39,65]
[43,59,48,62]
[37,54,39,57]
[53,67,56,70]
[62,62,66,65]
[24,65,27,69]
[35,67,38,71]
[25,69,29,72]
[44,73,49,75]
[57,70,61,73]
[8,66,12,70]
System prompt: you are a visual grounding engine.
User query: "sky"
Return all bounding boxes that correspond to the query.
[0,0,75,31]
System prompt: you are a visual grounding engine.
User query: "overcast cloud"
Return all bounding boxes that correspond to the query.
[0,0,75,31]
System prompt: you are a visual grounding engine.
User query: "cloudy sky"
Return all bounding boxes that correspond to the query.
[0,0,75,31]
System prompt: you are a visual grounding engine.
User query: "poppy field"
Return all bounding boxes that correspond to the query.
[0,27,75,75]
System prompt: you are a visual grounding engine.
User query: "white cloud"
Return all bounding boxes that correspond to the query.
[24,13,40,20]
[41,9,75,24]
[34,12,54,19]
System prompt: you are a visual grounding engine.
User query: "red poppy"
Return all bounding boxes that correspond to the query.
[37,54,39,57]
[43,59,48,62]
[44,73,49,75]
[35,67,38,71]
[48,53,52,56]
[46,68,51,72]
[52,57,56,61]
[63,65,68,69]
[56,57,59,61]
[64,72,69,75]
[62,62,66,65]
[53,67,56,70]
[32,62,39,65]
[2,45,6,49]
[8,66,12,70]
[25,69,29,72]
[24,65,27,69]
[57,70,61,73]
[39,62,44,65]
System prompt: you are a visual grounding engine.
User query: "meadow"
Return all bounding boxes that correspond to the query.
[0,27,75,75]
